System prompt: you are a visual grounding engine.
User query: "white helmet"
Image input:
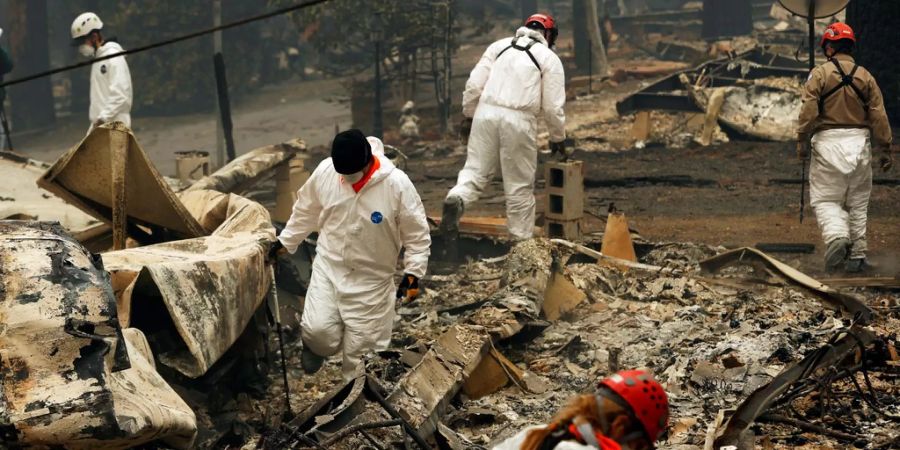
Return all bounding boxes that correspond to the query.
[71,12,103,40]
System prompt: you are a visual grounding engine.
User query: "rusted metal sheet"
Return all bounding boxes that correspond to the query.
[36,123,206,242]
[713,327,875,448]
[184,139,306,194]
[700,247,875,323]
[102,191,275,378]
[0,221,196,449]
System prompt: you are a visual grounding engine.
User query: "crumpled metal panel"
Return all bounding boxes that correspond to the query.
[102,191,275,378]
[700,247,875,322]
[184,139,306,194]
[36,123,205,239]
[0,221,196,449]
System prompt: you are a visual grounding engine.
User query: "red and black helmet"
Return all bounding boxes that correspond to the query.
[821,22,856,48]
[598,370,670,444]
[525,13,558,47]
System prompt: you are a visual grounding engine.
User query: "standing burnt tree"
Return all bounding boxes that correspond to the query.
[847,2,900,123]
[7,0,56,131]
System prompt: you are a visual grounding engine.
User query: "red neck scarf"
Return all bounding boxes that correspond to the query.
[350,157,380,193]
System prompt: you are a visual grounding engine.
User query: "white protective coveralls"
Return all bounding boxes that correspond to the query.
[89,41,132,130]
[448,26,566,240]
[809,128,872,259]
[278,137,431,380]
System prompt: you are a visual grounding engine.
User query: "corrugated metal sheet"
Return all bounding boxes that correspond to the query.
[102,191,275,378]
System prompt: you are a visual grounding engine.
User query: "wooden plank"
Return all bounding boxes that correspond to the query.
[428,216,543,238]
[631,111,652,141]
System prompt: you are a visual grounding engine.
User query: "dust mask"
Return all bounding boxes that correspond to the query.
[79,44,95,58]
[343,171,365,184]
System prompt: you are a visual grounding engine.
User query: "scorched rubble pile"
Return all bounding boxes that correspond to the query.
[255,238,900,449]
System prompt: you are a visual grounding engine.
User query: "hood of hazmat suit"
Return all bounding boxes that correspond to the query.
[90,41,133,129]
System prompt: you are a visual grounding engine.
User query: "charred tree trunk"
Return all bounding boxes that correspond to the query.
[847,2,900,123]
[702,0,752,40]
[573,0,590,75]
[584,0,609,78]
[7,0,55,131]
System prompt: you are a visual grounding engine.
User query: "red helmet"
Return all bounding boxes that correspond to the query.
[599,370,670,443]
[821,22,856,47]
[525,13,558,47]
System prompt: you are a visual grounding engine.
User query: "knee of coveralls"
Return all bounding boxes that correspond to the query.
[846,161,873,258]
[809,153,851,244]
[448,108,502,205]
[498,114,538,240]
[337,285,396,381]
[300,262,343,358]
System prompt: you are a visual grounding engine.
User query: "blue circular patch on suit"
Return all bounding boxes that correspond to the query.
[371,211,383,224]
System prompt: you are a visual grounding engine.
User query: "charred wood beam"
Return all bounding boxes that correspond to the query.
[616,92,700,115]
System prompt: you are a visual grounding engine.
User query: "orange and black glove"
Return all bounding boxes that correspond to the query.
[396,274,420,304]
[267,240,287,263]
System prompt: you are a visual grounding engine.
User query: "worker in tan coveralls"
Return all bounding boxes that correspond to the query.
[797,22,893,273]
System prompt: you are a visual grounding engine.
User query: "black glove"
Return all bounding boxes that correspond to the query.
[459,118,473,141]
[267,240,286,263]
[550,140,566,155]
[396,273,420,303]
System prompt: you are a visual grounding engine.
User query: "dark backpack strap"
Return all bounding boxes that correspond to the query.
[537,428,573,450]
[818,59,869,115]
[497,37,543,72]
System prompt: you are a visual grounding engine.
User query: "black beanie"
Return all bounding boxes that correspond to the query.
[331,129,372,175]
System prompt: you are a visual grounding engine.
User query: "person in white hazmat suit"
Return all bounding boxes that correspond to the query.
[797,23,893,273]
[272,129,431,380]
[440,13,567,242]
[70,12,133,133]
